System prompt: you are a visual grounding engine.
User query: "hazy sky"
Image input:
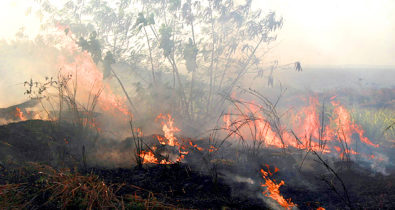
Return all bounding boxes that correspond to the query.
[0,0,394,67]
[257,0,395,67]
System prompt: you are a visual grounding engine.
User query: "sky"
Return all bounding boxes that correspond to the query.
[0,0,394,67]
[255,0,395,67]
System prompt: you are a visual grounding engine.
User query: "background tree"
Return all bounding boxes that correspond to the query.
[35,0,300,125]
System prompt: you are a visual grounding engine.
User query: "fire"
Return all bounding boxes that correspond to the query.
[208,145,218,153]
[291,97,324,150]
[37,26,133,130]
[84,118,102,133]
[290,97,379,156]
[330,101,379,148]
[138,149,172,165]
[155,135,167,145]
[15,107,26,121]
[138,114,211,164]
[223,95,379,158]
[156,114,180,146]
[139,150,158,164]
[333,146,359,160]
[223,102,291,149]
[139,114,183,164]
[260,166,295,209]
[189,140,204,151]
[58,52,132,120]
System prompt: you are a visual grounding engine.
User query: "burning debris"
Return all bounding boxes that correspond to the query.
[137,113,207,164]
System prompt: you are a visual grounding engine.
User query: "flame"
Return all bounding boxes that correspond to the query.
[317,207,325,210]
[139,114,183,164]
[333,146,359,160]
[330,101,379,148]
[260,167,295,209]
[15,107,27,121]
[85,118,102,133]
[291,97,324,150]
[34,26,133,130]
[11,108,52,122]
[223,102,291,149]
[208,145,218,153]
[156,114,180,146]
[58,52,132,119]
[139,114,211,164]
[139,150,158,164]
[138,147,172,165]
[223,96,379,158]
[189,141,204,151]
[155,135,167,145]
[34,111,51,121]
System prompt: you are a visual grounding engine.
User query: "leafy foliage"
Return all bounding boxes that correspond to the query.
[103,51,115,78]
[35,0,300,121]
[183,38,198,73]
[78,31,102,64]
[159,24,174,58]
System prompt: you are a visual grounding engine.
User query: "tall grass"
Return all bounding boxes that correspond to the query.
[351,107,395,145]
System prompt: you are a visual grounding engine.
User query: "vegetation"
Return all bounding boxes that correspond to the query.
[0,0,392,209]
[34,0,300,123]
[352,108,395,145]
[0,163,172,209]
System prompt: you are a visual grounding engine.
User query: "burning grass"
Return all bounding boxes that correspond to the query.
[260,165,295,209]
[220,89,382,163]
[352,107,395,146]
[0,71,393,209]
[0,117,395,209]
[0,4,393,209]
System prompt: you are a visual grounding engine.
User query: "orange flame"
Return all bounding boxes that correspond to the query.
[139,114,209,164]
[223,102,291,149]
[15,107,27,121]
[189,141,204,151]
[156,114,180,146]
[139,114,183,164]
[138,146,173,165]
[223,96,379,159]
[260,167,295,209]
[330,101,379,148]
[58,52,132,119]
[138,149,172,164]
[50,26,133,128]
[291,97,324,149]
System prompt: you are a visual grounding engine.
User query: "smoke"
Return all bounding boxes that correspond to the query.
[0,5,393,210]
[0,38,60,107]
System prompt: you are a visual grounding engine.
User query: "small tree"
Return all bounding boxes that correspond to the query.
[36,0,299,124]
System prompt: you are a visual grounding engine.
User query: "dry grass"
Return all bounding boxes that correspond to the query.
[0,163,176,209]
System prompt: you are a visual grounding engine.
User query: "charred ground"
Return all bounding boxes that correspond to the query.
[0,119,394,209]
